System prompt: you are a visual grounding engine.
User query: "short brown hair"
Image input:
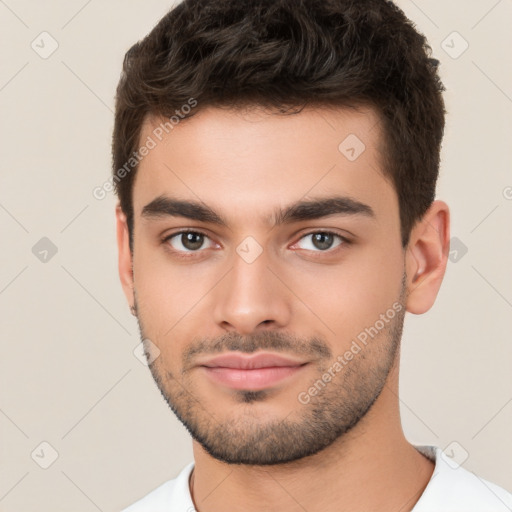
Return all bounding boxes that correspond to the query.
[112,0,445,249]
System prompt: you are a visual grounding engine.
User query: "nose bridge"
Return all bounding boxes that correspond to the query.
[213,244,290,333]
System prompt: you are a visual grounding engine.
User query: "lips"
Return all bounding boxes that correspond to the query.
[197,352,309,390]
[198,352,307,370]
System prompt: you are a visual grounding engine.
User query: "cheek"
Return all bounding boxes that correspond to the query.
[283,244,403,342]
[341,248,404,334]
[134,238,212,299]
[132,246,215,343]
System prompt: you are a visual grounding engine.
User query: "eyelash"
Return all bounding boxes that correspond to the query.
[161,229,351,258]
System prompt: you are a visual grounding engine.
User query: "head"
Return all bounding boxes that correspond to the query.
[113,0,450,465]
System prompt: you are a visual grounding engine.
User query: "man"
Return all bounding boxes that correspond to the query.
[113,0,512,510]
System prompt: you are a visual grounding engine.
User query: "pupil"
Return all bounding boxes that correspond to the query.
[313,233,333,250]
[183,232,203,250]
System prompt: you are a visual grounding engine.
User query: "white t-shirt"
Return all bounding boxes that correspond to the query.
[121,445,512,511]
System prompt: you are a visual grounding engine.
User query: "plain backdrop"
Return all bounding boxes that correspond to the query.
[0,1,511,510]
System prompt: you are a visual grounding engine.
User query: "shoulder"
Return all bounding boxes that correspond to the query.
[413,445,512,512]
[121,461,195,512]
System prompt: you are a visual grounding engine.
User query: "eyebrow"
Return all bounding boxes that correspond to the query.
[141,194,375,227]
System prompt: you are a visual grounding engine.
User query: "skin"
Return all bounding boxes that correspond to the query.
[116,105,450,512]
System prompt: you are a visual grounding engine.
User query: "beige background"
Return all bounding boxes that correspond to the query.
[1,0,511,510]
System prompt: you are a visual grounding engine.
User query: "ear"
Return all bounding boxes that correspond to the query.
[405,200,450,314]
[115,204,135,311]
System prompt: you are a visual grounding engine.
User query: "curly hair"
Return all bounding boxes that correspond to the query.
[112,0,445,249]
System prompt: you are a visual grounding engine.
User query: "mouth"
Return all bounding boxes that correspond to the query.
[200,365,308,390]
[197,352,309,390]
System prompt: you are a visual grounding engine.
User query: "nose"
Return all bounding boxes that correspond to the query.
[213,247,292,335]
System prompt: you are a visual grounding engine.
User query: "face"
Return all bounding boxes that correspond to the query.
[122,105,409,465]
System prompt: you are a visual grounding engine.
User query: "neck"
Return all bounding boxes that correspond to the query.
[188,365,434,512]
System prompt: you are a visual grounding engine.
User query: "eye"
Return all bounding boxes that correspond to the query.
[294,231,347,252]
[163,230,215,252]
[162,229,349,256]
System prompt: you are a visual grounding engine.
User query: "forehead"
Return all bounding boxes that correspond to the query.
[132,105,397,227]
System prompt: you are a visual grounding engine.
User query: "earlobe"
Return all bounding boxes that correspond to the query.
[115,204,135,310]
[405,200,450,314]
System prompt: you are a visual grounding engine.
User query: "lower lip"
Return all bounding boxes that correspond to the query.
[201,365,306,390]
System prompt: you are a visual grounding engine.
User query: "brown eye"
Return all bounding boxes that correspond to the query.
[165,231,213,252]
